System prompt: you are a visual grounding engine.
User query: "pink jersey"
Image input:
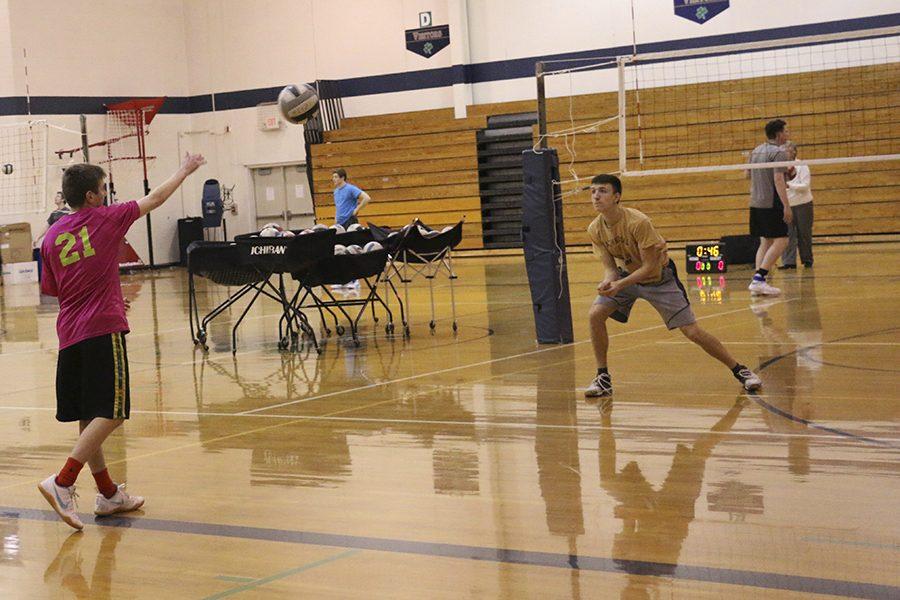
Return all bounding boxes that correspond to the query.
[40,201,140,349]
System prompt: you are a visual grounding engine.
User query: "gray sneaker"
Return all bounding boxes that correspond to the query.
[585,373,613,397]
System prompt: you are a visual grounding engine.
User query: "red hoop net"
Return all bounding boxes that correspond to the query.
[102,98,164,199]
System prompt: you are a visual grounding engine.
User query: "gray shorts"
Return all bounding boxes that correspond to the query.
[593,260,696,330]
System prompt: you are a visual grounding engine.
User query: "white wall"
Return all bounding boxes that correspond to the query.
[0,0,895,262]
[0,0,192,263]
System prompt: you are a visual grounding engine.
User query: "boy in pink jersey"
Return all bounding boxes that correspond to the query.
[38,152,205,530]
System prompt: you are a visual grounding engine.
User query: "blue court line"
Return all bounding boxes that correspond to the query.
[753,327,900,448]
[2,506,898,599]
[205,550,360,599]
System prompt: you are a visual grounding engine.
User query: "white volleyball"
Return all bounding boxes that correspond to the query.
[277,83,320,125]
[363,241,384,253]
[346,244,363,255]
[334,244,348,255]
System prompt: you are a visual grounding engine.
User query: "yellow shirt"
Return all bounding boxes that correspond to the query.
[588,206,668,284]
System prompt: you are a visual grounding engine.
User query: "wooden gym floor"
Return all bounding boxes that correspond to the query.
[0,243,897,599]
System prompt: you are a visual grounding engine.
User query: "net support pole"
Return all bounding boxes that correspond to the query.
[136,108,154,267]
[79,114,89,162]
[536,61,547,150]
[617,56,627,174]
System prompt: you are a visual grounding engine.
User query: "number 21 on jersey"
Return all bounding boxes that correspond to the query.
[55,226,95,266]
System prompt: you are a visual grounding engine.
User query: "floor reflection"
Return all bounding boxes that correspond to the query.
[191,351,480,492]
[600,399,746,599]
[43,528,125,599]
[752,275,823,477]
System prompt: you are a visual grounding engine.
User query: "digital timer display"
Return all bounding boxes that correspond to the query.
[685,243,727,273]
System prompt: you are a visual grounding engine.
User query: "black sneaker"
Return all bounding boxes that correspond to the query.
[585,373,613,397]
[777,264,797,270]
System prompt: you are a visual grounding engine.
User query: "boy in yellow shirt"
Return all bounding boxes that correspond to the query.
[585,174,762,397]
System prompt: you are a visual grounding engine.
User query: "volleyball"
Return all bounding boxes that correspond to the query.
[278,84,319,125]
[1,164,12,175]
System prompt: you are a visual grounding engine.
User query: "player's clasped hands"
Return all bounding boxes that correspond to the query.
[597,279,621,297]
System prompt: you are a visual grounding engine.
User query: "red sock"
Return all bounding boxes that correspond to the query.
[55,457,84,488]
[92,468,118,499]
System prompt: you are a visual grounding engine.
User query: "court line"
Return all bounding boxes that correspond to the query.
[750,327,900,447]
[1,506,896,600]
[659,341,900,346]
[204,550,360,599]
[802,536,900,551]
[1,404,897,446]
[0,397,403,493]
[237,301,796,415]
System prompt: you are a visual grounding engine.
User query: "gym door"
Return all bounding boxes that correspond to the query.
[252,164,315,231]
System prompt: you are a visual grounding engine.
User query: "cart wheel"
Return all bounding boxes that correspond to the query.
[198,331,207,344]
[429,320,436,330]
[386,323,394,335]
[404,325,411,338]
[452,322,458,333]
[324,327,332,337]
[336,325,346,336]
[373,316,379,323]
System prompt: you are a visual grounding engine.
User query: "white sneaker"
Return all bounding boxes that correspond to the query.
[748,279,781,296]
[38,475,84,530]
[734,366,763,391]
[585,373,613,397]
[345,280,360,290]
[94,484,145,517]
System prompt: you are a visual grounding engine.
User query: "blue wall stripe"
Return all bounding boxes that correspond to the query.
[0,13,896,116]
[1,505,897,599]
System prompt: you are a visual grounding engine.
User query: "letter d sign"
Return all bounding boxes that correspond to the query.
[419,12,432,27]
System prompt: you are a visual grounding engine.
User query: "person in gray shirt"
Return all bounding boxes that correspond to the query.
[747,119,793,296]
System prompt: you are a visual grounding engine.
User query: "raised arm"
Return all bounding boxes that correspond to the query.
[137,152,206,217]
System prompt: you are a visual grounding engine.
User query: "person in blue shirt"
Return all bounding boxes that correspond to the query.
[331,168,371,229]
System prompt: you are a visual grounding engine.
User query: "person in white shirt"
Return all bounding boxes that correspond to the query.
[779,142,814,269]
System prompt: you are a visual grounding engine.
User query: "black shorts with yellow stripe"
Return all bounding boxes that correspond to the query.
[56,332,130,422]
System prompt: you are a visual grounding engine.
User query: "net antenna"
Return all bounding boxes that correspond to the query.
[535,26,900,190]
